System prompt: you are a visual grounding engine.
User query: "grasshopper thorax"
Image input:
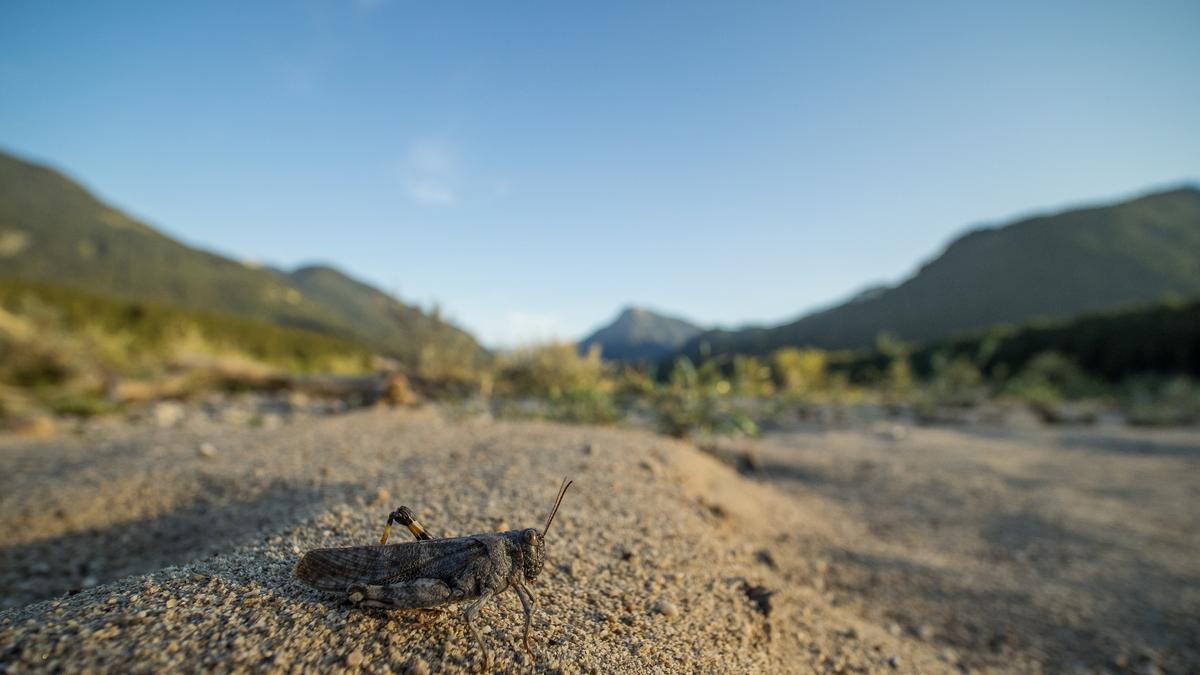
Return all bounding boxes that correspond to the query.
[519,528,545,581]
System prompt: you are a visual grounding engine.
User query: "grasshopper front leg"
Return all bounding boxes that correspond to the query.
[513,583,535,658]
[462,590,495,670]
[378,506,436,544]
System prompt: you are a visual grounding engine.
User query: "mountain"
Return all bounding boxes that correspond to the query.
[678,186,1200,359]
[0,149,485,366]
[581,306,704,362]
[285,265,482,367]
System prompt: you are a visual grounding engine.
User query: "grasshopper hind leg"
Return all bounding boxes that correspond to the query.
[378,505,436,544]
[347,578,451,608]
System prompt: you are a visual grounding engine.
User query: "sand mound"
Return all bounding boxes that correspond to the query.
[0,408,948,673]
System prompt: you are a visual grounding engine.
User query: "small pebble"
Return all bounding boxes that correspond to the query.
[652,600,678,617]
[197,442,217,458]
[346,649,364,667]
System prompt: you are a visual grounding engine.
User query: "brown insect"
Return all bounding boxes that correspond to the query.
[295,479,573,667]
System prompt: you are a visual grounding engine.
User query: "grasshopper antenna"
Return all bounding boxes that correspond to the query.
[542,478,573,537]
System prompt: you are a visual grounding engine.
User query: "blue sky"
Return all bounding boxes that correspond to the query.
[2,1,1198,347]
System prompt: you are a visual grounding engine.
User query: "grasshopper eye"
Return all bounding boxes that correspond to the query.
[523,528,538,544]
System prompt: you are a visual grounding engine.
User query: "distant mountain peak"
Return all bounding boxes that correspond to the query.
[580,306,704,362]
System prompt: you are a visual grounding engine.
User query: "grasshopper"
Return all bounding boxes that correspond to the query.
[295,479,573,667]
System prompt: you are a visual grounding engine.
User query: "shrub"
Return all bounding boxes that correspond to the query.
[771,348,827,395]
[920,353,987,409]
[732,355,774,396]
[653,358,759,438]
[1124,376,1200,426]
[493,342,610,398]
[1002,351,1106,409]
[543,387,621,425]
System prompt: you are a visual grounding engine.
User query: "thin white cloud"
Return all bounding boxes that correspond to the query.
[401,139,460,207]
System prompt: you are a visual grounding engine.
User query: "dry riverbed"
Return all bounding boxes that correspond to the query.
[0,406,1196,673]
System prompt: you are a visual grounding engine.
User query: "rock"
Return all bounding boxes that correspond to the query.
[259,413,283,431]
[370,488,391,507]
[742,584,775,616]
[346,648,364,667]
[384,374,418,407]
[197,442,217,458]
[917,624,936,641]
[737,450,761,472]
[652,600,678,617]
[2,414,57,439]
[217,406,252,425]
[152,401,185,428]
[108,379,158,404]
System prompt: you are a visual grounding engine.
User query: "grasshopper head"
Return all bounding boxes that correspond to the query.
[521,478,572,582]
[520,528,545,581]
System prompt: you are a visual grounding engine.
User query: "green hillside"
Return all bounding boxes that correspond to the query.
[287,265,487,376]
[0,150,485,368]
[679,186,1200,359]
[0,278,374,379]
[580,306,704,362]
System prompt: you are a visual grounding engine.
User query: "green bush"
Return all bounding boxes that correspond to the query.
[771,348,827,396]
[1002,351,1106,405]
[493,342,610,398]
[1124,376,1200,426]
[544,387,621,425]
[48,392,118,417]
[488,342,621,425]
[920,353,987,409]
[653,358,759,438]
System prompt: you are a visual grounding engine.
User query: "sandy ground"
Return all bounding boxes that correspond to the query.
[0,407,950,674]
[0,407,1196,673]
[740,423,1200,674]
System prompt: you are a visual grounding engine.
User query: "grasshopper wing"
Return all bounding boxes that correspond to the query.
[296,536,487,592]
